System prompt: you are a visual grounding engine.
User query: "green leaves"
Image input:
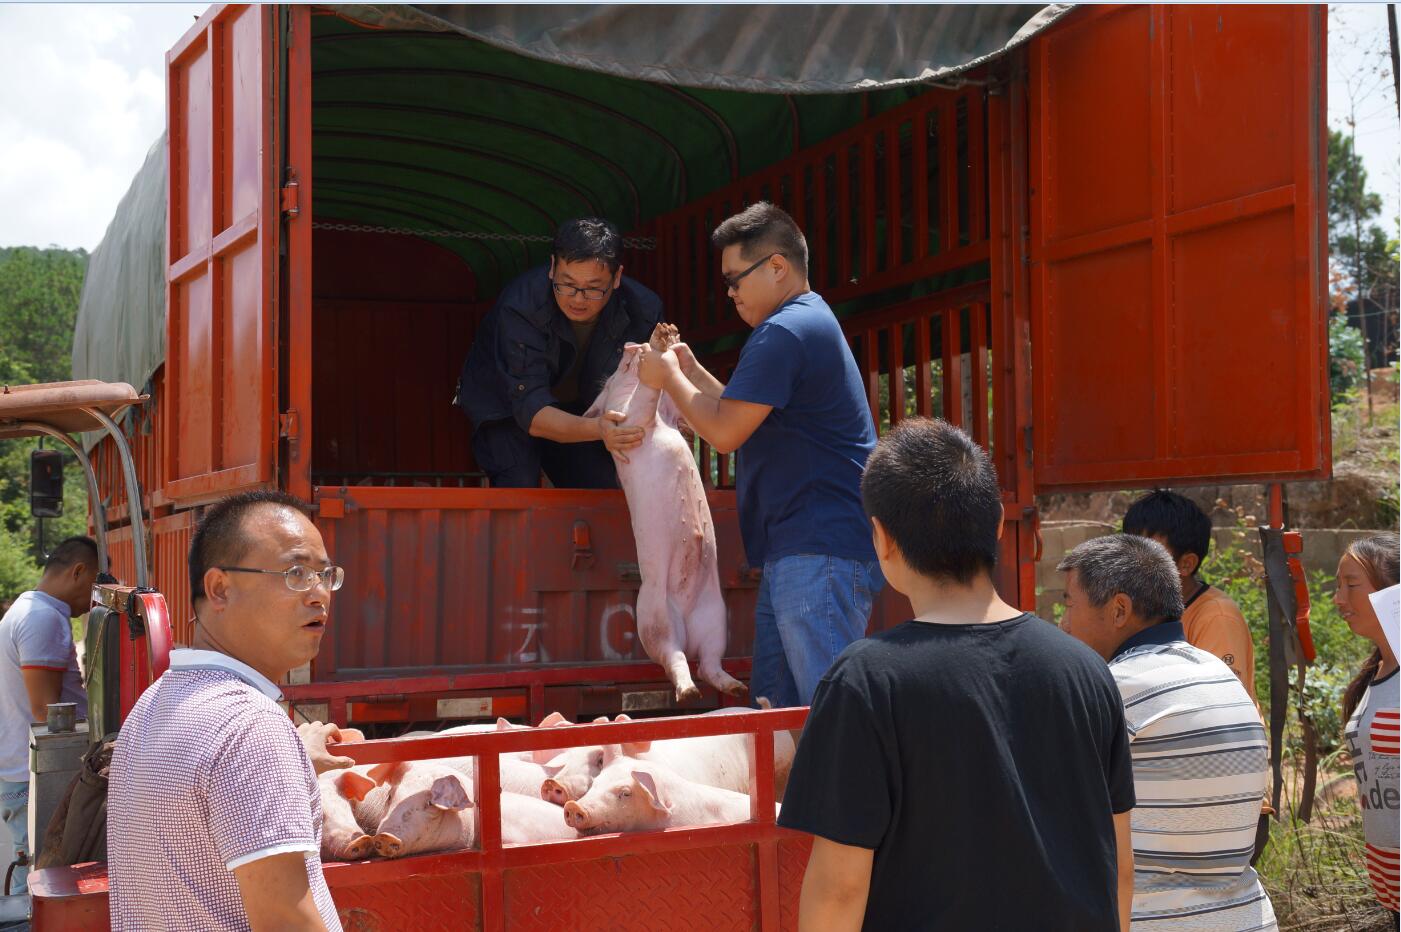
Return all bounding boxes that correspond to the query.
[0,246,91,601]
[1211,530,1374,755]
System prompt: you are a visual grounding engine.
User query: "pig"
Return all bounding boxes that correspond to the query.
[387,712,574,797]
[371,761,477,859]
[585,322,746,703]
[318,767,391,861]
[370,762,576,858]
[539,704,795,804]
[404,712,571,765]
[561,758,753,835]
[500,793,579,845]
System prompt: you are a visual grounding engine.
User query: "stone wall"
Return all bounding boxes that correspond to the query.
[1033,523,1388,620]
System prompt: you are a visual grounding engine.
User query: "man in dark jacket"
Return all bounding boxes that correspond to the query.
[456,218,664,488]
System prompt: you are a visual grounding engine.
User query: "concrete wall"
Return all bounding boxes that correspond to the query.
[1034,523,1387,620]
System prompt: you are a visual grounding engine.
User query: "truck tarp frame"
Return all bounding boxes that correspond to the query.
[72,3,1064,417]
[329,4,1068,94]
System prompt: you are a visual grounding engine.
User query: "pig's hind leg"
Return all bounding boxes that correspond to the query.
[637,573,702,703]
[689,584,746,697]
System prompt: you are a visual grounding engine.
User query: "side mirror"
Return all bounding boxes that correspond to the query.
[30,449,64,518]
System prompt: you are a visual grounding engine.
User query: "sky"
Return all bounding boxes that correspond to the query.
[0,3,1397,252]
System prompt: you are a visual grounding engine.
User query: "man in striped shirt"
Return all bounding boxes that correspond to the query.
[1059,534,1277,931]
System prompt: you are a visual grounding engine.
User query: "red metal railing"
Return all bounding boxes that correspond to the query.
[30,708,810,932]
[624,85,990,348]
[332,708,810,931]
[282,659,755,728]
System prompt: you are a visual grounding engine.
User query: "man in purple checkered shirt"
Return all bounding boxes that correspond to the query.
[109,491,350,931]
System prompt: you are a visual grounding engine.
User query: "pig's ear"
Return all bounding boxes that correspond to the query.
[615,715,650,756]
[430,774,473,812]
[591,716,610,724]
[366,761,406,787]
[755,696,772,710]
[529,747,562,765]
[539,712,568,728]
[631,769,671,814]
[541,763,565,778]
[337,770,378,802]
[495,717,515,730]
[622,342,645,355]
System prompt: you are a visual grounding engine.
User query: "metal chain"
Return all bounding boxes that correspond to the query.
[311,221,657,251]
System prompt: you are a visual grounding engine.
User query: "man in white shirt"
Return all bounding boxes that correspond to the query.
[108,491,344,931]
[0,536,97,899]
[1059,534,1277,931]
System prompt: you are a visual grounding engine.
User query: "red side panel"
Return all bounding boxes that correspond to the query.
[1030,6,1329,491]
[163,5,280,503]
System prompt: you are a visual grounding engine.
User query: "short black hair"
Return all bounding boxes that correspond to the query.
[1057,534,1185,625]
[861,418,1001,583]
[552,218,622,271]
[44,536,97,573]
[189,490,315,608]
[1122,490,1211,572]
[711,202,809,279]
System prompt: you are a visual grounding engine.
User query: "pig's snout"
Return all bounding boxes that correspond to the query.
[373,833,404,859]
[562,801,592,831]
[541,778,572,805]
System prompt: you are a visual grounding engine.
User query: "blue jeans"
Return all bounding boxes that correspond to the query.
[0,779,27,897]
[751,555,884,708]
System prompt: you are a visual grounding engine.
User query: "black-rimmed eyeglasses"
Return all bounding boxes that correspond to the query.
[722,254,778,292]
[217,564,345,592]
[551,281,613,301]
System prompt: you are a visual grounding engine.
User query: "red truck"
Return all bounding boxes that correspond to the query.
[29,3,1329,928]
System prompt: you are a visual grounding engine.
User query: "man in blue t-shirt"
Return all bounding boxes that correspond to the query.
[637,201,883,708]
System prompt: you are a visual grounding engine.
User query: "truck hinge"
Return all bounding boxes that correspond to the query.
[279,410,299,441]
[281,177,300,218]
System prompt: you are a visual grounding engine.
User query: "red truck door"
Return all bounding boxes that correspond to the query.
[163,5,283,503]
[1029,5,1329,491]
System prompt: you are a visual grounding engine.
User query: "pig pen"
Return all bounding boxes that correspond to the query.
[29,708,809,931]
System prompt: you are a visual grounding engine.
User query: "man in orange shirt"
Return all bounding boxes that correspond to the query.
[1123,491,1256,698]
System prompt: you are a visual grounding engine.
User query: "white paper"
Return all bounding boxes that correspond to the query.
[1368,584,1400,660]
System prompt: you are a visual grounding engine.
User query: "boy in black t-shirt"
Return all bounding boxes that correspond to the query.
[778,418,1136,931]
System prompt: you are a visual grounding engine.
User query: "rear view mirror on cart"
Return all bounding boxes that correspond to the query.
[30,448,64,518]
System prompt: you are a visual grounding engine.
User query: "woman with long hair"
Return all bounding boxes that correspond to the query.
[1336,532,1399,916]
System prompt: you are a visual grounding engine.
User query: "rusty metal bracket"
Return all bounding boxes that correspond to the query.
[571,520,595,571]
[281,177,300,218]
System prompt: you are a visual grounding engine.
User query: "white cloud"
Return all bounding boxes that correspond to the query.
[0,3,203,250]
[0,3,1396,252]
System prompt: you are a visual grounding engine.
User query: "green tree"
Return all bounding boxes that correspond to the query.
[1326,131,1383,244]
[0,246,91,602]
[1327,309,1367,403]
[1326,131,1399,369]
[0,247,88,383]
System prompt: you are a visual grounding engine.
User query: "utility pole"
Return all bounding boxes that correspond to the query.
[1389,5,1400,120]
[1348,99,1376,425]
